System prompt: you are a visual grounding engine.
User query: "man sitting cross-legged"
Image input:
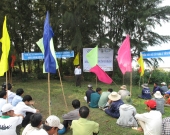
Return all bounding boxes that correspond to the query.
[62,99,80,129]
[71,106,99,135]
[14,95,39,127]
[134,100,162,135]
[22,113,48,135]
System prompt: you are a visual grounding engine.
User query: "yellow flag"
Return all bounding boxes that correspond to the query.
[73,52,79,65]
[0,16,10,76]
[137,54,144,76]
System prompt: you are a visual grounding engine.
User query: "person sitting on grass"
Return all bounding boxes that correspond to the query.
[85,84,95,104]
[118,85,130,100]
[152,91,165,114]
[116,96,138,127]
[71,106,99,135]
[89,87,102,108]
[0,103,23,135]
[12,88,24,106]
[138,83,151,99]
[160,82,169,93]
[0,90,7,116]
[62,99,80,129]
[2,82,16,104]
[134,100,162,135]
[22,113,48,135]
[14,95,39,127]
[104,92,124,118]
[43,115,66,135]
[98,88,113,109]
[152,82,163,95]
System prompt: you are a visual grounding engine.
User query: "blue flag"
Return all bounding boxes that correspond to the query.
[43,11,56,73]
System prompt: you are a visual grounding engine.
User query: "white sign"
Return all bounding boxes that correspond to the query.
[83,48,113,72]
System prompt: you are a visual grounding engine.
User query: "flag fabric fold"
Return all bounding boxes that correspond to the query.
[0,16,10,76]
[90,65,113,84]
[10,55,16,68]
[117,35,132,74]
[73,52,79,65]
[86,46,113,84]
[86,46,98,67]
[137,54,144,76]
[43,11,57,73]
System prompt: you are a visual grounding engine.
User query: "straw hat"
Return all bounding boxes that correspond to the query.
[154,91,163,99]
[120,85,127,90]
[141,83,148,89]
[108,92,121,101]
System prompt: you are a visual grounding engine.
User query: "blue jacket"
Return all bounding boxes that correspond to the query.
[153,86,163,95]
[142,88,151,99]
[105,99,124,118]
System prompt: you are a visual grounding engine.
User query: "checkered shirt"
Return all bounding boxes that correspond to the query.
[162,117,170,135]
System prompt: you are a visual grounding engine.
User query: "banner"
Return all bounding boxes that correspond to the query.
[142,50,170,59]
[83,48,113,72]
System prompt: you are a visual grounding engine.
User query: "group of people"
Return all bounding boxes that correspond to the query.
[84,82,170,135]
[0,82,99,135]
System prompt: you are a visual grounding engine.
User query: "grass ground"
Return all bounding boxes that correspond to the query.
[1,77,170,135]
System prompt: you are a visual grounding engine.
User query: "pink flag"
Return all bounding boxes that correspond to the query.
[117,35,132,74]
[90,65,113,84]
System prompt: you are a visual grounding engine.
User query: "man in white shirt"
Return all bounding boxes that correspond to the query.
[12,88,24,106]
[74,65,82,87]
[22,113,48,135]
[0,90,7,116]
[135,100,162,135]
[14,95,39,127]
[2,82,16,104]
[0,103,23,135]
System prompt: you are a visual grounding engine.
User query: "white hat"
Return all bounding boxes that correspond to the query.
[88,84,92,87]
[154,91,163,99]
[161,82,166,85]
[1,103,14,113]
[141,83,149,89]
[108,92,121,101]
[120,85,127,90]
[45,115,63,129]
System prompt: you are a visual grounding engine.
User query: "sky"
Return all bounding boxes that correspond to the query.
[147,0,170,68]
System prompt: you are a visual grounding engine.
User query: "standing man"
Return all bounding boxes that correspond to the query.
[74,65,82,87]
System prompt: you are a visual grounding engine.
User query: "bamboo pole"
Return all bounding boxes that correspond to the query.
[139,76,141,91]
[130,72,132,96]
[6,72,8,103]
[96,75,97,88]
[123,74,124,84]
[58,68,68,111]
[48,73,51,115]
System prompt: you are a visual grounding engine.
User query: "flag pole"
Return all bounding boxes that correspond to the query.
[130,72,132,96]
[58,68,68,111]
[6,72,8,103]
[96,75,97,88]
[139,76,141,91]
[123,74,124,84]
[48,73,51,115]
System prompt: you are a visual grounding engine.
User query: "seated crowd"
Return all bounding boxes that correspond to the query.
[1,82,170,135]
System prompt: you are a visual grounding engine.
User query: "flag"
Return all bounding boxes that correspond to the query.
[137,54,144,76]
[117,35,132,74]
[10,55,16,68]
[73,52,79,65]
[90,65,113,84]
[86,46,113,84]
[0,16,10,76]
[43,11,57,73]
[86,46,98,67]
[36,37,58,73]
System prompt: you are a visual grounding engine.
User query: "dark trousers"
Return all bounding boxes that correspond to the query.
[22,112,34,127]
[63,120,72,128]
[75,75,81,87]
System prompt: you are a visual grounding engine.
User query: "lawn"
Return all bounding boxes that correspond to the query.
[1,77,169,135]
